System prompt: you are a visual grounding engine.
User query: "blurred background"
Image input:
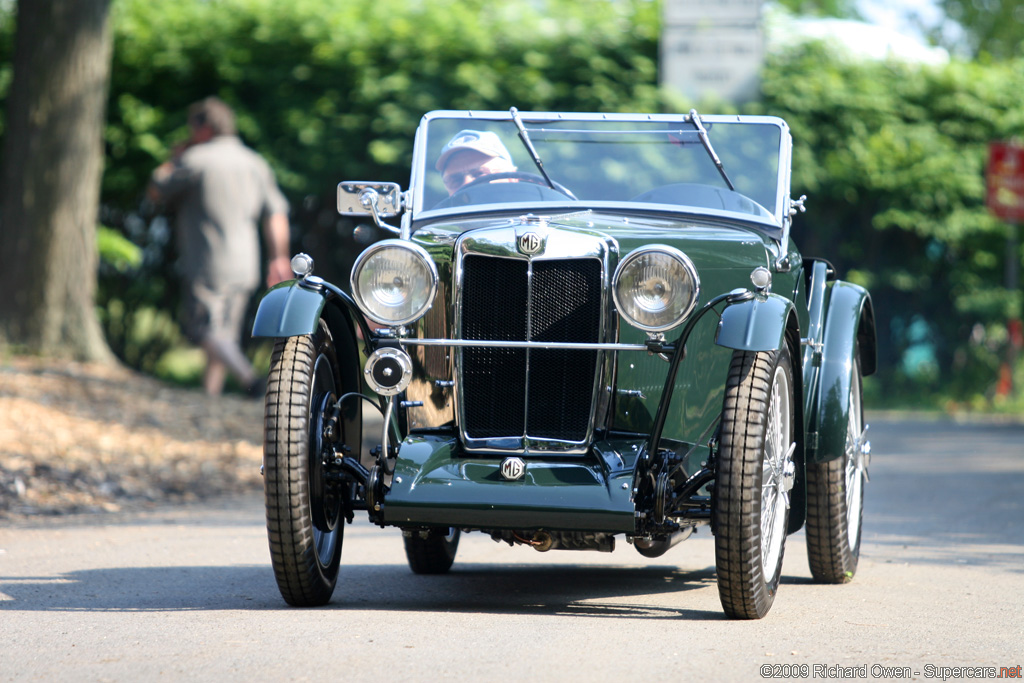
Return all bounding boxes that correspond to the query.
[0,0,1022,414]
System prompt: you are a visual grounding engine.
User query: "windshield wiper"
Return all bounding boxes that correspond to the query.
[689,109,735,191]
[509,107,559,192]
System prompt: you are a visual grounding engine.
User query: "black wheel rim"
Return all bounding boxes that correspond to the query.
[308,353,341,568]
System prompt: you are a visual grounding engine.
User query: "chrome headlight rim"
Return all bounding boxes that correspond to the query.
[349,239,439,327]
[612,245,701,333]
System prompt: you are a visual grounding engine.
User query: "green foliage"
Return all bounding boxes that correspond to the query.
[97,225,143,272]
[754,43,1024,406]
[104,0,663,208]
[772,0,860,19]
[0,4,14,138]
[934,0,1024,60]
[96,215,184,377]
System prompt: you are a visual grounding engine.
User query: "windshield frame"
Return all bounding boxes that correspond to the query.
[409,110,792,234]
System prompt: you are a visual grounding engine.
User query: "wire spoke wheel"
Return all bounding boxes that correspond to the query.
[806,349,866,583]
[714,346,795,619]
[760,364,792,583]
[844,371,865,551]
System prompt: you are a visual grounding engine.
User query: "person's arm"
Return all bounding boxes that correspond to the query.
[147,161,176,202]
[148,140,197,204]
[263,212,292,287]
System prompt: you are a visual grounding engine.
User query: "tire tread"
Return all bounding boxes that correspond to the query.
[264,332,341,606]
[714,349,792,620]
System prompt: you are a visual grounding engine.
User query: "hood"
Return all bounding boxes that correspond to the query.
[411,210,774,274]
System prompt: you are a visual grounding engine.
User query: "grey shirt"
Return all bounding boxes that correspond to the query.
[151,135,289,289]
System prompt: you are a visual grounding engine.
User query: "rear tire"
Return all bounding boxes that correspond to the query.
[404,528,461,574]
[714,347,796,619]
[264,322,344,606]
[806,352,865,583]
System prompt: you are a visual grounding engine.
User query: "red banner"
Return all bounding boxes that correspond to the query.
[987,141,1024,222]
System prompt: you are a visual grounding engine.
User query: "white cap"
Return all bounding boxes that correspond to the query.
[435,130,514,171]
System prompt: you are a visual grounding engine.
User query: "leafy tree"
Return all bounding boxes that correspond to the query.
[932,0,1024,60]
[771,0,860,18]
[755,43,1024,404]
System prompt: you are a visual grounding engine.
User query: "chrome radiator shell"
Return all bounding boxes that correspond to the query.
[452,224,616,454]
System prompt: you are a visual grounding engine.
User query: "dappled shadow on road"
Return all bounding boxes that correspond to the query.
[0,562,725,620]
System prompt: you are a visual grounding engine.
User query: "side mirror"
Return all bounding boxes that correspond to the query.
[337,181,403,217]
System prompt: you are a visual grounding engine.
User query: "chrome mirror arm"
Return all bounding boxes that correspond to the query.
[359,188,402,237]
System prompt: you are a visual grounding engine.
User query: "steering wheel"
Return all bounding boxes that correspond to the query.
[458,171,578,200]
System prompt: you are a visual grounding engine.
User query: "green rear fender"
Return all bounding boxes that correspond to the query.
[714,292,795,352]
[813,282,876,463]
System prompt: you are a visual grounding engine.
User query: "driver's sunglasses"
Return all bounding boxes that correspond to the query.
[442,166,488,193]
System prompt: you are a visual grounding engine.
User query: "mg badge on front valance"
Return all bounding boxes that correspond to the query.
[500,457,526,481]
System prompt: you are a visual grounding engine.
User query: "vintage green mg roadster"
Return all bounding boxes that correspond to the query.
[252,109,876,619]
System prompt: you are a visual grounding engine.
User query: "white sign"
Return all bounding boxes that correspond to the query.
[664,0,762,23]
[661,0,765,105]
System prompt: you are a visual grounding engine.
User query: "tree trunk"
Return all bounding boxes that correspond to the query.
[0,0,115,362]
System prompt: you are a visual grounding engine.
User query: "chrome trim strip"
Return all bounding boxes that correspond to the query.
[402,338,646,351]
[523,253,536,445]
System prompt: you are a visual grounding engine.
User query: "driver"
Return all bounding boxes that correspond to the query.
[436,130,517,196]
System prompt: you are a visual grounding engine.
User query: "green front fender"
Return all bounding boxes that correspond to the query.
[252,278,372,471]
[252,280,328,338]
[813,282,875,463]
[714,292,794,352]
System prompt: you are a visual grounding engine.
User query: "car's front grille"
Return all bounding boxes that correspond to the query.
[461,257,528,438]
[460,254,602,445]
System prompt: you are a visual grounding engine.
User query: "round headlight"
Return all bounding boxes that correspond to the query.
[613,246,700,332]
[350,240,438,326]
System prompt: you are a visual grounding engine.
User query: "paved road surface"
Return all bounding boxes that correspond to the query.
[1,418,1022,682]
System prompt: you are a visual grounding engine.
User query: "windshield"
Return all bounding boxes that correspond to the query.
[412,112,788,224]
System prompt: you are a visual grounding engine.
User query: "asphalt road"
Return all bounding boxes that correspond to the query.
[1,418,1022,682]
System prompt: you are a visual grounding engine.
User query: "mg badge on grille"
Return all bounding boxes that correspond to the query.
[518,232,542,255]
[500,457,526,481]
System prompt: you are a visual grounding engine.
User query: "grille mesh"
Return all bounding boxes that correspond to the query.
[461,254,601,444]
[526,260,601,440]
[461,256,528,438]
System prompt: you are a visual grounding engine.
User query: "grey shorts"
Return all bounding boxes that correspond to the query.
[182,281,252,344]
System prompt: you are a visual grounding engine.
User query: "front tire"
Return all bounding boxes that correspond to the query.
[714,347,796,619]
[264,322,344,606]
[805,352,866,583]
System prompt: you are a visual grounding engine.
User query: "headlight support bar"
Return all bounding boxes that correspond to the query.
[645,289,753,472]
[398,338,650,351]
[298,278,376,359]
